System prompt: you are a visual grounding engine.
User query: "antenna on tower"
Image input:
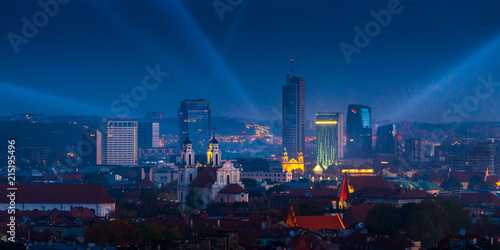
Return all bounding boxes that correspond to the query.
[290,58,294,75]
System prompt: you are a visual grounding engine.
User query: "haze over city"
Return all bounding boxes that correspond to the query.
[2,0,500,122]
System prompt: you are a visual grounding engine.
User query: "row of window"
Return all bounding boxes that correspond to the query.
[242,173,291,177]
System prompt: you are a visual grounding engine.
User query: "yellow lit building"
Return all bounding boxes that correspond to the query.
[281,149,304,174]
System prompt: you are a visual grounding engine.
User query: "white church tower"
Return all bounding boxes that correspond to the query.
[207,131,222,167]
[177,135,197,203]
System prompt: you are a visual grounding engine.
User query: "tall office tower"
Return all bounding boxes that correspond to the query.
[405,138,434,163]
[375,124,397,155]
[466,142,495,173]
[346,105,372,159]
[81,129,102,167]
[146,112,164,120]
[178,99,211,154]
[316,112,343,168]
[282,74,306,159]
[138,122,160,149]
[100,117,138,165]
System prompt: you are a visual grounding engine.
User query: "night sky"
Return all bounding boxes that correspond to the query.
[1,0,500,123]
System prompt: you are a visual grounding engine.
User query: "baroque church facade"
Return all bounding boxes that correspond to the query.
[177,134,248,206]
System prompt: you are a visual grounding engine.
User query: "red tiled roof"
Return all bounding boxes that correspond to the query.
[343,204,375,227]
[348,176,391,190]
[295,214,345,231]
[189,167,218,187]
[136,179,157,188]
[460,192,500,207]
[218,184,248,194]
[486,175,500,183]
[0,184,115,204]
[352,187,428,200]
[273,188,338,198]
[491,209,500,218]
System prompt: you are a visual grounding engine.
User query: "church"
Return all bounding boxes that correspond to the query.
[177,133,248,206]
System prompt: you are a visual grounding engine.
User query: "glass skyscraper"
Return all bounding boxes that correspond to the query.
[282,74,305,159]
[138,122,160,149]
[316,112,343,168]
[375,124,397,155]
[178,99,211,154]
[346,104,372,159]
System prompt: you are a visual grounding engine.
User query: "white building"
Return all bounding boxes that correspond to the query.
[177,134,248,205]
[101,117,138,165]
[0,184,115,217]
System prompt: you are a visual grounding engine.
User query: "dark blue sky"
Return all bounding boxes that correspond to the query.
[1,0,500,123]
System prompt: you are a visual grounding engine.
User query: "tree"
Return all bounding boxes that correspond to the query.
[84,172,106,182]
[241,178,258,187]
[265,184,289,196]
[364,203,401,238]
[468,175,484,190]
[441,176,462,190]
[293,199,324,216]
[426,173,446,186]
[185,188,204,209]
[84,220,142,246]
[399,199,470,248]
[139,224,181,244]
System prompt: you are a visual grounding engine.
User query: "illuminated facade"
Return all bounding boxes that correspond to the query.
[207,133,222,166]
[178,99,211,154]
[346,105,372,159]
[100,117,137,165]
[316,112,343,168]
[282,74,306,159]
[178,135,248,205]
[281,150,304,173]
[341,169,375,176]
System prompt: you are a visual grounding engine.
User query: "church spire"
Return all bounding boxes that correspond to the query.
[340,174,350,202]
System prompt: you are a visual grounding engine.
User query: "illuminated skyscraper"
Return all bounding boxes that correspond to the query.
[316,112,343,168]
[100,117,138,165]
[346,105,372,159]
[282,74,305,159]
[178,99,211,154]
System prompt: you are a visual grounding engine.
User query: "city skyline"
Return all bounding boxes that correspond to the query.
[1,1,500,123]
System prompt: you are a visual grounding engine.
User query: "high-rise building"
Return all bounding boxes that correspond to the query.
[146,112,164,120]
[81,129,101,167]
[346,105,372,159]
[316,112,343,168]
[178,99,211,154]
[100,117,138,165]
[138,122,160,149]
[466,142,495,173]
[405,138,434,163]
[282,74,305,159]
[375,124,397,155]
